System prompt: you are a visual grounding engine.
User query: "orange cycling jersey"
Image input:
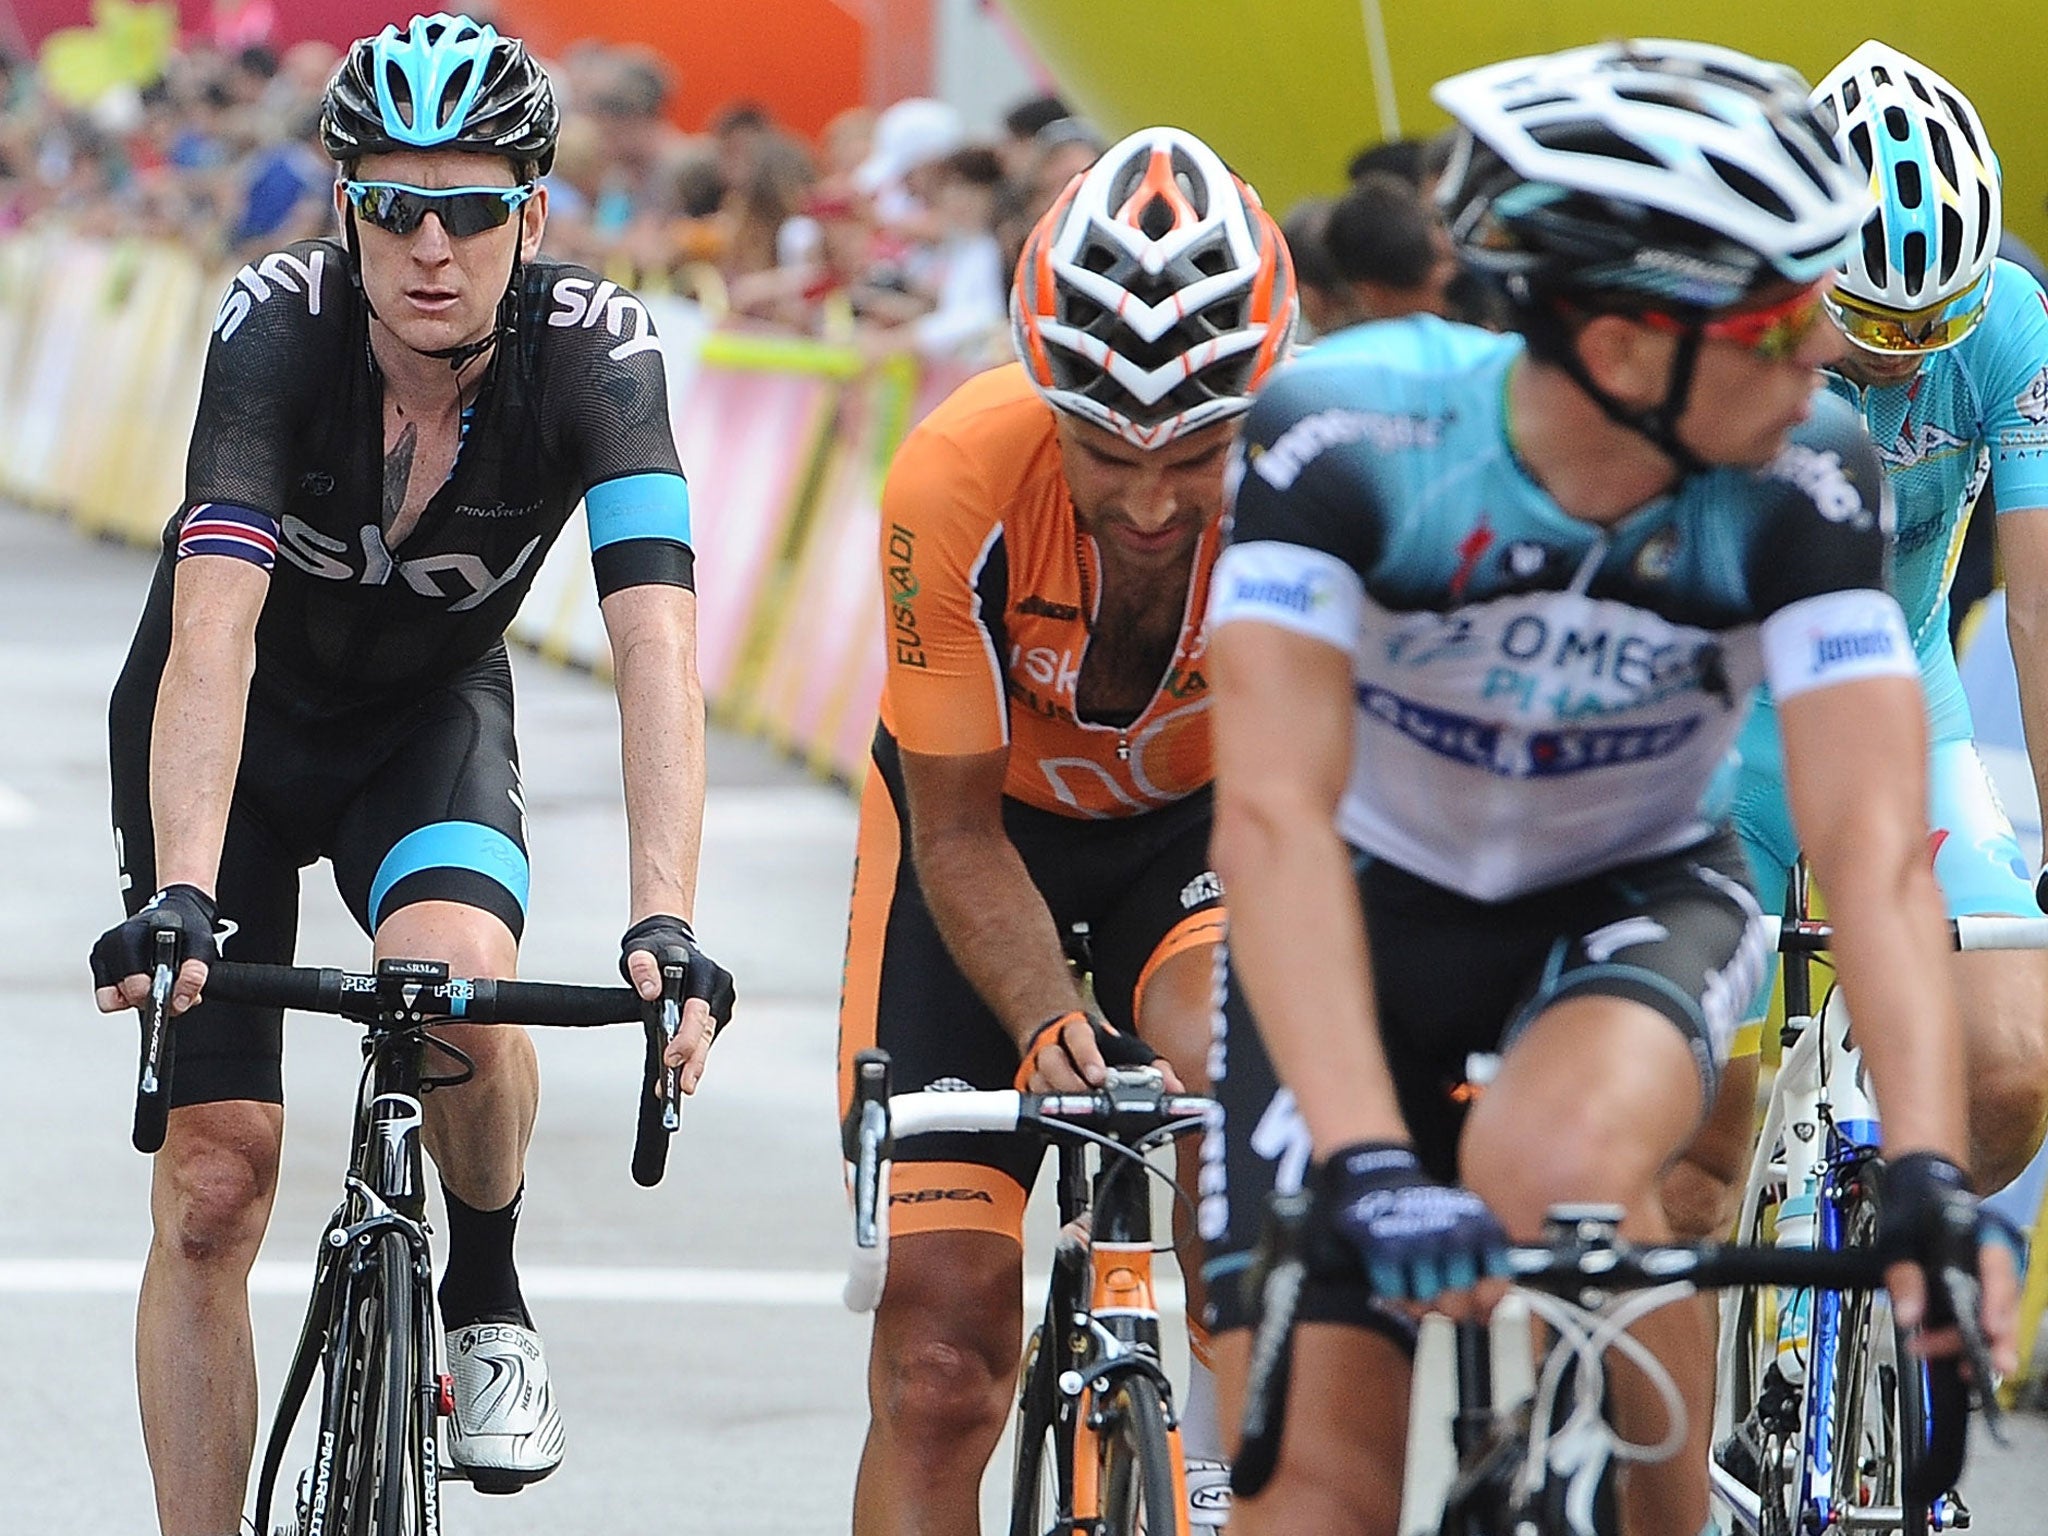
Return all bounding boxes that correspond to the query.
[878,364,1218,818]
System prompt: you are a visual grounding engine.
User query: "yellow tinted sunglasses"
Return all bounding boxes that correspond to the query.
[1823,272,1993,356]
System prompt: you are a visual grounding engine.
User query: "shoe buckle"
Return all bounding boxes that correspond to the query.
[437,1372,456,1417]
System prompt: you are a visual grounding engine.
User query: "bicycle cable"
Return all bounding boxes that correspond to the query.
[1048,1115,1211,1252]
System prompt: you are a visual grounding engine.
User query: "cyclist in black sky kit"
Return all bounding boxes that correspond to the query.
[89,16,733,1532]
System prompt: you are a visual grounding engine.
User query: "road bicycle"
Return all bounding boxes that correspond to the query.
[841,1046,1215,1536]
[1710,899,2048,1536]
[128,935,701,1536]
[1232,1201,1987,1536]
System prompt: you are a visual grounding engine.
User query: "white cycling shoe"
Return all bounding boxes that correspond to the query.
[444,1320,565,1493]
[1186,1456,1233,1528]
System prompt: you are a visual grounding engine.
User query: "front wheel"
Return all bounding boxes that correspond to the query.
[1093,1373,1184,1536]
[1010,1322,1067,1536]
[344,1230,430,1536]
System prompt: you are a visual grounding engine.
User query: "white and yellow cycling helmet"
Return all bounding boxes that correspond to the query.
[1810,41,2000,354]
[1012,126,1298,450]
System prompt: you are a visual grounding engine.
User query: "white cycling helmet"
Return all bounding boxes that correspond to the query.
[1810,41,1999,352]
[1011,126,1297,450]
[1435,38,1868,314]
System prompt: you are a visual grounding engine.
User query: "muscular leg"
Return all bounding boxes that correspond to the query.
[1955,949,2048,1191]
[374,900,536,1208]
[1462,996,1709,1536]
[1209,1322,1409,1536]
[854,1229,1024,1536]
[1664,1052,1761,1242]
[137,1099,285,1535]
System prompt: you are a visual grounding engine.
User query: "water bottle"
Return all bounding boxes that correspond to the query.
[1773,1184,1817,1384]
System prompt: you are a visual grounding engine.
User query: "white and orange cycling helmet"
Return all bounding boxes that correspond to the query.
[1012,126,1297,449]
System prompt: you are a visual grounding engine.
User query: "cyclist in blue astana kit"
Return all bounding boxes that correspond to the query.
[1196,41,2018,1536]
[88,15,732,1531]
[1669,41,2048,1246]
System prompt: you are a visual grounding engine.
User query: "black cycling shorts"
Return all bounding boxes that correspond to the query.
[108,607,530,1108]
[1201,828,1765,1333]
[837,727,1225,1240]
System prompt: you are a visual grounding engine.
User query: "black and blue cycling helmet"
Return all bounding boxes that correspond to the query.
[322,12,558,177]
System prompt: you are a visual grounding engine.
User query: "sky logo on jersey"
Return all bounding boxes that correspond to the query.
[547,276,663,361]
[213,248,325,341]
[1252,407,1446,490]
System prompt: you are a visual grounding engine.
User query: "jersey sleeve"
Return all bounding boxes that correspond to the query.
[549,273,695,597]
[1747,409,1917,701]
[183,242,340,531]
[1208,371,1379,650]
[876,426,1010,758]
[1974,261,2048,514]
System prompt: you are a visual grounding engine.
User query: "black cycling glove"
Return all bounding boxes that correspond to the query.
[90,884,220,992]
[1317,1141,1511,1302]
[1013,1010,1159,1090]
[618,915,736,1033]
[1877,1151,1982,1322]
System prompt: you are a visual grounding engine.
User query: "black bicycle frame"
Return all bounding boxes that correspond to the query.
[253,958,451,1536]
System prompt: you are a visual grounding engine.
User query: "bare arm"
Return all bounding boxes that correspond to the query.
[602,583,706,925]
[899,745,1087,1052]
[1996,506,2048,866]
[1207,620,1406,1156]
[151,557,267,894]
[1779,673,1965,1161]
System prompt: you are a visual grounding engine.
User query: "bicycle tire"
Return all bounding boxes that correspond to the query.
[1822,1188,1931,1535]
[1094,1373,1183,1536]
[1721,1181,1800,1536]
[345,1231,427,1536]
[1009,1319,1066,1536]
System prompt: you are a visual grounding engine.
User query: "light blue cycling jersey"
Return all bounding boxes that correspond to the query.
[1733,258,2048,946]
[1213,315,1914,906]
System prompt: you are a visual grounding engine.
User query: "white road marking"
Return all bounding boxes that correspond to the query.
[0,1259,1185,1309]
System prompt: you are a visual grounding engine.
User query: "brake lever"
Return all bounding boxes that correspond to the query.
[1943,1265,2008,1444]
[657,960,686,1130]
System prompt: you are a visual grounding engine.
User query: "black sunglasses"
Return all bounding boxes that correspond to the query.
[343,181,537,238]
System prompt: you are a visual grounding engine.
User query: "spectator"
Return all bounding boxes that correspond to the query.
[997,92,1070,179]
[722,130,817,280]
[1282,198,1371,338]
[1323,171,1455,321]
[861,145,1008,363]
[996,115,1105,272]
[853,96,963,229]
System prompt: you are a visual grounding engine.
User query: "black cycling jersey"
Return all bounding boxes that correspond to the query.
[163,239,694,713]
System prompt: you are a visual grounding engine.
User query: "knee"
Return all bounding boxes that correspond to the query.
[1661,1158,1740,1242]
[1462,1098,1654,1235]
[871,1250,1019,1458]
[154,1122,278,1267]
[1968,1037,2048,1188]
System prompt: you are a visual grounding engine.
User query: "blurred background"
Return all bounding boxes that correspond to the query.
[6,3,2048,1529]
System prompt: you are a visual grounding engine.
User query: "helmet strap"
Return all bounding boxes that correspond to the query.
[1533,298,1710,478]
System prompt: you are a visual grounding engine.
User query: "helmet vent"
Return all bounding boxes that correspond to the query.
[1705,153,1793,220]
[1883,105,1911,142]
[1976,184,1994,257]
[1841,79,1862,114]
[1861,218,1889,285]
[1138,196,1177,241]
[1940,207,1964,284]
[1906,73,1935,107]
[1902,231,1927,292]
[1847,122,1875,174]
[1775,130,1830,194]
[1895,160,1923,208]
[1938,90,1982,157]
[383,62,414,124]
[1926,121,1957,189]
[444,61,477,121]
[1528,121,1661,168]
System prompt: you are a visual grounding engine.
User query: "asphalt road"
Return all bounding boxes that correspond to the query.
[3,502,2044,1534]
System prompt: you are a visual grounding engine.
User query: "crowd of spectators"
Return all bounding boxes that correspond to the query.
[0,29,1121,367]
[0,21,1492,364]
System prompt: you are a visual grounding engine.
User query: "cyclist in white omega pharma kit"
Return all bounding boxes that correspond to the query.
[89,15,732,1532]
[1194,40,2019,1536]
[1669,39,2048,1257]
